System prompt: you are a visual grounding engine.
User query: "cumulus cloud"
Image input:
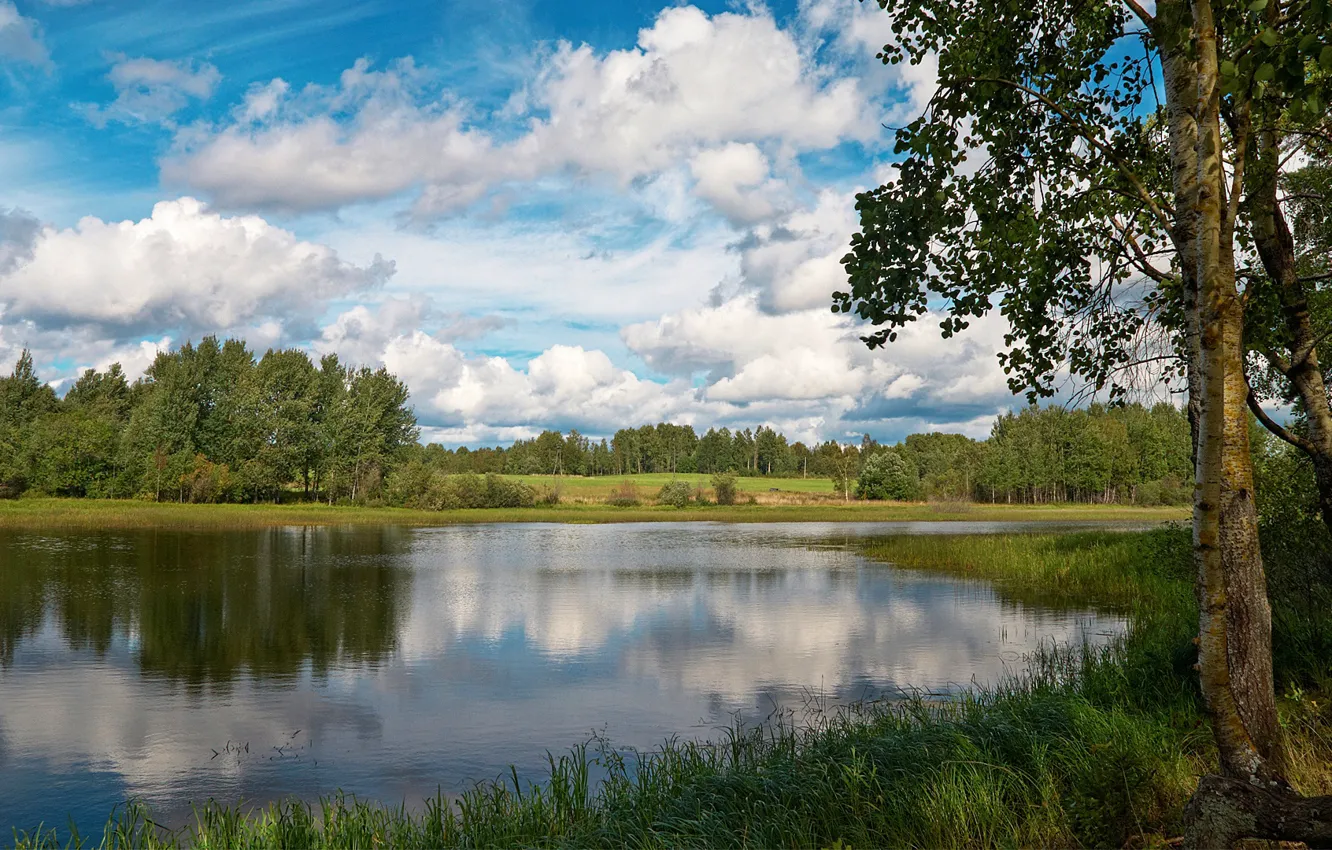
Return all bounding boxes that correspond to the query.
[797,0,938,123]
[688,143,788,225]
[733,190,860,313]
[0,1,50,69]
[81,56,222,127]
[0,207,40,275]
[315,295,504,367]
[0,198,392,338]
[164,5,871,218]
[623,291,1014,432]
[165,59,499,212]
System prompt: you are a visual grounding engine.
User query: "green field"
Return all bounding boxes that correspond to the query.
[0,497,1188,531]
[506,472,837,498]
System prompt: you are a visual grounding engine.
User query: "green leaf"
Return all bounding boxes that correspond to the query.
[1248,0,1268,9]
[1299,33,1319,54]
[1254,62,1276,82]
[1220,59,1237,77]
[1322,45,1332,71]
[1258,27,1279,47]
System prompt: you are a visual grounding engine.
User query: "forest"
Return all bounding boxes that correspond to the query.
[0,340,416,504]
[0,339,1202,506]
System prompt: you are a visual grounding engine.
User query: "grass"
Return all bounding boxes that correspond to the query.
[11,525,1332,848]
[0,496,1188,531]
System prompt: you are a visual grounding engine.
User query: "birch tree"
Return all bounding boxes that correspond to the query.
[837,0,1332,842]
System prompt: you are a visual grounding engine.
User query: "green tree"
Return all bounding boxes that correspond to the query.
[22,409,120,497]
[825,444,860,502]
[837,0,1332,835]
[0,350,58,494]
[856,450,918,501]
[235,349,318,501]
[323,366,418,503]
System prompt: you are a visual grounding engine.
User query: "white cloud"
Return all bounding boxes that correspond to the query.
[81,56,222,127]
[688,143,788,224]
[0,207,40,275]
[797,0,938,123]
[0,1,50,69]
[164,5,872,218]
[0,197,392,337]
[735,189,860,313]
[165,59,499,213]
[318,211,734,323]
[623,292,1015,427]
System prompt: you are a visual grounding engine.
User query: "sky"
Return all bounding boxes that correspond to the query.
[0,0,1029,447]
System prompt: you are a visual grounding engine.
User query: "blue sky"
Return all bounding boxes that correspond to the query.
[0,0,1025,446]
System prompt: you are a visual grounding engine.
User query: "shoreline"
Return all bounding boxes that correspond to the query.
[0,497,1189,531]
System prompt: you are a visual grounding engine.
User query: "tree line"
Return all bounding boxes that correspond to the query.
[0,341,1194,506]
[0,339,417,503]
[402,401,1193,506]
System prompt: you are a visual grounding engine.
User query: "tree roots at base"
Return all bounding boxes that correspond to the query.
[1183,774,1332,849]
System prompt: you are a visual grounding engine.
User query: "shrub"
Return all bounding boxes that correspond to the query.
[484,473,536,508]
[711,472,739,505]
[857,451,919,501]
[388,470,536,509]
[180,454,235,504]
[446,473,489,508]
[606,480,641,507]
[385,459,432,508]
[656,479,693,508]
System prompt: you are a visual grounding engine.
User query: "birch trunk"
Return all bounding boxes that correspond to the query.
[1156,1,1203,465]
[1187,0,1284,792]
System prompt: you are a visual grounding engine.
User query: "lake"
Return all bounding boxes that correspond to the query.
[0,521,1129,834]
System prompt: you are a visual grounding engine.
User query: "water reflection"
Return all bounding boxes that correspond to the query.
[2,527,410,683]
[0,522,1127,834]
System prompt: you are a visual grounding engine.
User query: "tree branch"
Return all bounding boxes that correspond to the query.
[1110,216,1173,282]
[1258,345,1294,375]
[1121,0,1155,27]
[963,76,1176,230]
[1247,388,1316,454]
[1225,100,1252,237]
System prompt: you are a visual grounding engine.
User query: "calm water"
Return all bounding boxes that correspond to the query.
[0,521,1129,833]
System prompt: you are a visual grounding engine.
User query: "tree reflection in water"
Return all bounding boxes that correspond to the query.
[0,527,410,686]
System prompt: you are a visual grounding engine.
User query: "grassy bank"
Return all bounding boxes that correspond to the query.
[13,526,1331,848]
[0,497,1187,531]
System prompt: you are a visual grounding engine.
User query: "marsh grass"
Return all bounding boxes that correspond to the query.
[12,527,1329,849]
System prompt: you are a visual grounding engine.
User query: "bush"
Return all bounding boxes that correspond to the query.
[857,451,919,501]
[484,473,536,508]
[180,454,236,503]
[386,469,535,509]
[606,480,641,507]
[711,472,738,505]
[656,479,693,508]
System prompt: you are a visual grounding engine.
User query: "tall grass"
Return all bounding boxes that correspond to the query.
[11,526,1330,848]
